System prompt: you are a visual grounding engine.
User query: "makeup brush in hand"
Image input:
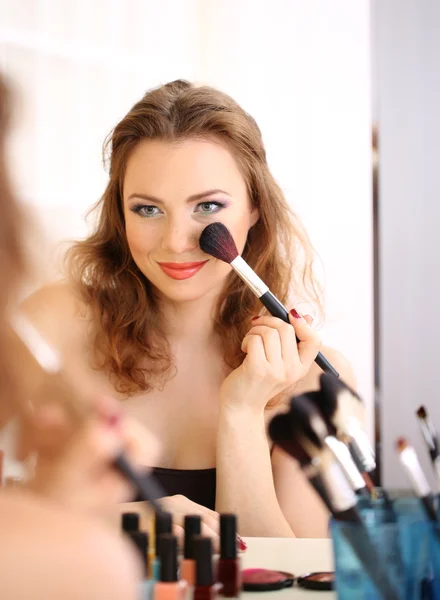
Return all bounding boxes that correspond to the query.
[199,222,338,377]
[9,313,166,514]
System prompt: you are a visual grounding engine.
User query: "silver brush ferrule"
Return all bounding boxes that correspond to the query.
[230,256,269,297]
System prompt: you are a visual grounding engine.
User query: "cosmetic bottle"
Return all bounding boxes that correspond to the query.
[153,511,173,580]
[128,531,154,600]
[155,534,188,600]
[217,515,241,597]
[194,536,220,600]
[180,514,201,586]
[122,511,140,534]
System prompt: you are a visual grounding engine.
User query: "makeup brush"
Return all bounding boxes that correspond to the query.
[268,408,334,512]
[290,393,368,496]
[318,373,375,474]
[269,397,400,600]
[396,437,438,522]
[199,222,338,377]
[9,313,166,515]
[416,405,440,489]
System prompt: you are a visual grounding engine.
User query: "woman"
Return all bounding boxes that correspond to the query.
[0,74,156,599]
[23,80,355,537]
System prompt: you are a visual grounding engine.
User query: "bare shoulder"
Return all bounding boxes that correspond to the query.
[297,346,357,394]
[20,281,90,347]
[0,492,140,600]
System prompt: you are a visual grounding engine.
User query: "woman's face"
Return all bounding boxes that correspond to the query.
[123,138,259,303]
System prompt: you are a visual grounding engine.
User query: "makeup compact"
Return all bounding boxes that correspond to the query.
[241,569,295,592]
[297,572,334,591]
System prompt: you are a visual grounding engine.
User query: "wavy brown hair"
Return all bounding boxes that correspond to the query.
[67,80,322,395]
[0,74,26,425]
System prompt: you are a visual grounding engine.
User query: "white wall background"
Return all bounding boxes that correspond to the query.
[0,1,374,449]
[374,0,440,490]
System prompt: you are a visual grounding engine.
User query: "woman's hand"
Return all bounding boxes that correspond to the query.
[158,495,247,552]
[219,310,321,413]
[23,395,159,516]
[160,494,220,540]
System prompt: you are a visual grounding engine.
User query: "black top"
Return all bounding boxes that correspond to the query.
[134,467,216,511]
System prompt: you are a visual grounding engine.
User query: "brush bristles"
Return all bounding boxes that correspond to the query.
[199,222,239,264]
[417,405,428,420]
[396,437,409,453]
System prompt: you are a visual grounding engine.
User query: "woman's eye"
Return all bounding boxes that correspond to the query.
[194,201,226,215]
[131,204,163,218]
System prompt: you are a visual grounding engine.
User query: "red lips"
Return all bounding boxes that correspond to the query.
[157,260,209,280]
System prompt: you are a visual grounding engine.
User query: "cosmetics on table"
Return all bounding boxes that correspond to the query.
[217,514,241,598]
[122,512,140,535]
[194,536,219,600]
[155,534,188,600]
[241,569,295,592]
[181,515,202,586]
[153,511,173,580]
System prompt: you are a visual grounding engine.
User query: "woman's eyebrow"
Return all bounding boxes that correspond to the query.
[127,189,231,205]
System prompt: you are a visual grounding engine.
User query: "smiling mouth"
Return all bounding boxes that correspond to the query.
[157,260,209,280]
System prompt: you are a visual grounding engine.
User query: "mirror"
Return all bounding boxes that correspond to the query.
[1,1,375,515]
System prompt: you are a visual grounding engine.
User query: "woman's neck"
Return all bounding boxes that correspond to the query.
[159,292,220,347]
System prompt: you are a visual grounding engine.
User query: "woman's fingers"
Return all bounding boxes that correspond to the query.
[288,310,322,368]
[243,324,283,364]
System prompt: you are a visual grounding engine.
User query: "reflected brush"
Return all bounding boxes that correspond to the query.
[199,222,338,377]
[10,313,165,515]
[416,405,440,489]
[318,373,375,475]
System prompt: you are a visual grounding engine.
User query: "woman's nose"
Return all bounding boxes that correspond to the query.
[160,219,200,255]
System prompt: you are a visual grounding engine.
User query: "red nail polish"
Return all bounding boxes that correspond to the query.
[290,309,301,319]
[237,535,247,551]
[105,413,121,428]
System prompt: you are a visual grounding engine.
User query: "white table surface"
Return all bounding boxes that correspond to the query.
[241,538,335,599]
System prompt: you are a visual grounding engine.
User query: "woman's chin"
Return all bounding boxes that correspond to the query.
[147,278,223,305]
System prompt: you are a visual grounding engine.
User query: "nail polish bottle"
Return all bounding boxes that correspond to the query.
[153,511,173,581]
[194,537,220,600]
[129,531,150,578]
[122,511,140,534]
[180,514,201,586]
[217,515,241,597]
[128,531,154,600]
[155,534,188,600]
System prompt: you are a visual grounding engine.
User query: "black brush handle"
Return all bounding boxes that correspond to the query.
[114,452,165,516]
[259,291,339,377]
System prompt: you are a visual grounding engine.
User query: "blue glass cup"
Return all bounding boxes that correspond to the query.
[330,498,432,600]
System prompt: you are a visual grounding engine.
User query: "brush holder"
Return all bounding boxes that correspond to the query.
[330,497,434,600]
